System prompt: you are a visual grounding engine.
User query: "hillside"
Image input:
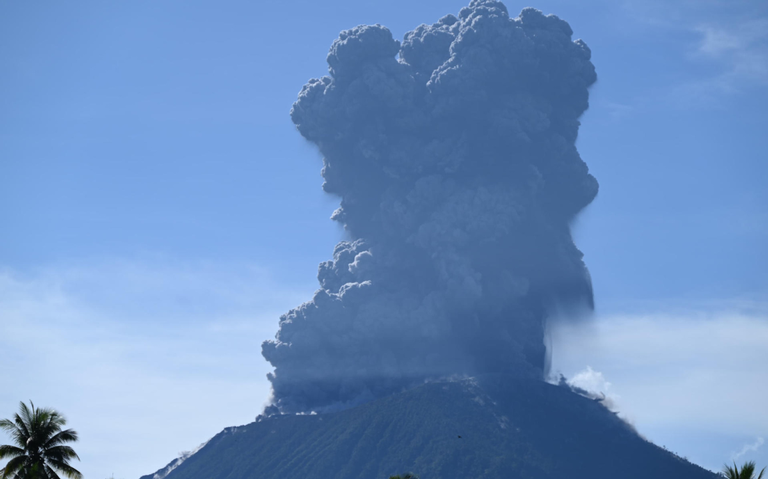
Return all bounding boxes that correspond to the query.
[141,375,718,479]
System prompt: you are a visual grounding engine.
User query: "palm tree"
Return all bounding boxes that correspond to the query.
[0,401,83,479]
[722,461,766,479]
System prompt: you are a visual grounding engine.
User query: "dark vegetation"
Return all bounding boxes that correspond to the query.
[142,376,720,479]
[0,401,82,479]
[722,461,766,479]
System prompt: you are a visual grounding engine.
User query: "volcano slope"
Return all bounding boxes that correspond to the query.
[142,376,717,479]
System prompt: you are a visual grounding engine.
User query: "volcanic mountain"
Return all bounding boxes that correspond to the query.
[141,376,717,479]
[142,2,718,478]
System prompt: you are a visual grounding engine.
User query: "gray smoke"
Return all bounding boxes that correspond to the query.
[262,0,598,414]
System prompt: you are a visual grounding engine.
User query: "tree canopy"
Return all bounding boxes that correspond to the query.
[722,461,766,479]
[0,401,83,479]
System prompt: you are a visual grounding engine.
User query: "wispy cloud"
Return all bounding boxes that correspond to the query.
[733,437,765,460]
[694,18,768,90]
[661,17,768,107]
[550,300,768,469]
[0,258,304,479]
[609,0,768,108]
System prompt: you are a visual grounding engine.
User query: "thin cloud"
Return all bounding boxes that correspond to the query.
[0,258,303,479]
[694,18,768,87]
[610,0,768,107]
[733,437,765,460]
[550,301,768,467]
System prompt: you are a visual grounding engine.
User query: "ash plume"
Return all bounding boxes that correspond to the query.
[262,0,598,414]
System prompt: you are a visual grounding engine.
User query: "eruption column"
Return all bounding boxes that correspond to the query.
[262,0,598,414]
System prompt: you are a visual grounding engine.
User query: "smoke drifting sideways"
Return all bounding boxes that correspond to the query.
[262,0,598,415]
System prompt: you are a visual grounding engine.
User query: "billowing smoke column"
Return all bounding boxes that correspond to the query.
[262,0,598,414]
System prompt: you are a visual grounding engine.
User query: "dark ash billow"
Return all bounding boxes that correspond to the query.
[262,0,598,414]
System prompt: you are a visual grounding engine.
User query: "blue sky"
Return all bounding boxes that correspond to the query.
[1,0,766,478]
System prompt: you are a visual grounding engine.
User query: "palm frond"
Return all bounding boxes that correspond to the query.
[47,460,83,479]
[17,401,41,439]
[723,462,739,479]
[36,410,62,442]
[742,461,757,477]
[45,464,63,479]
[44,429,78,449]
[0,419,17,433]
[12,413,31,443]
[48,412,67,429]
[13,414,32,437]
[40,411,66,438]
[18,402,32,425]
[722,461,768,479]
[0,455,27,479]
[0,419,24,448]
[44,445,80,463]
[0,445,24,460]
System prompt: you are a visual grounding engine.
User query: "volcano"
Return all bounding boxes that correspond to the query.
[141,376,717,479]
[142,2,718,477]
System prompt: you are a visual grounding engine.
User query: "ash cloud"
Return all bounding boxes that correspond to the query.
[262,0,598,414]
